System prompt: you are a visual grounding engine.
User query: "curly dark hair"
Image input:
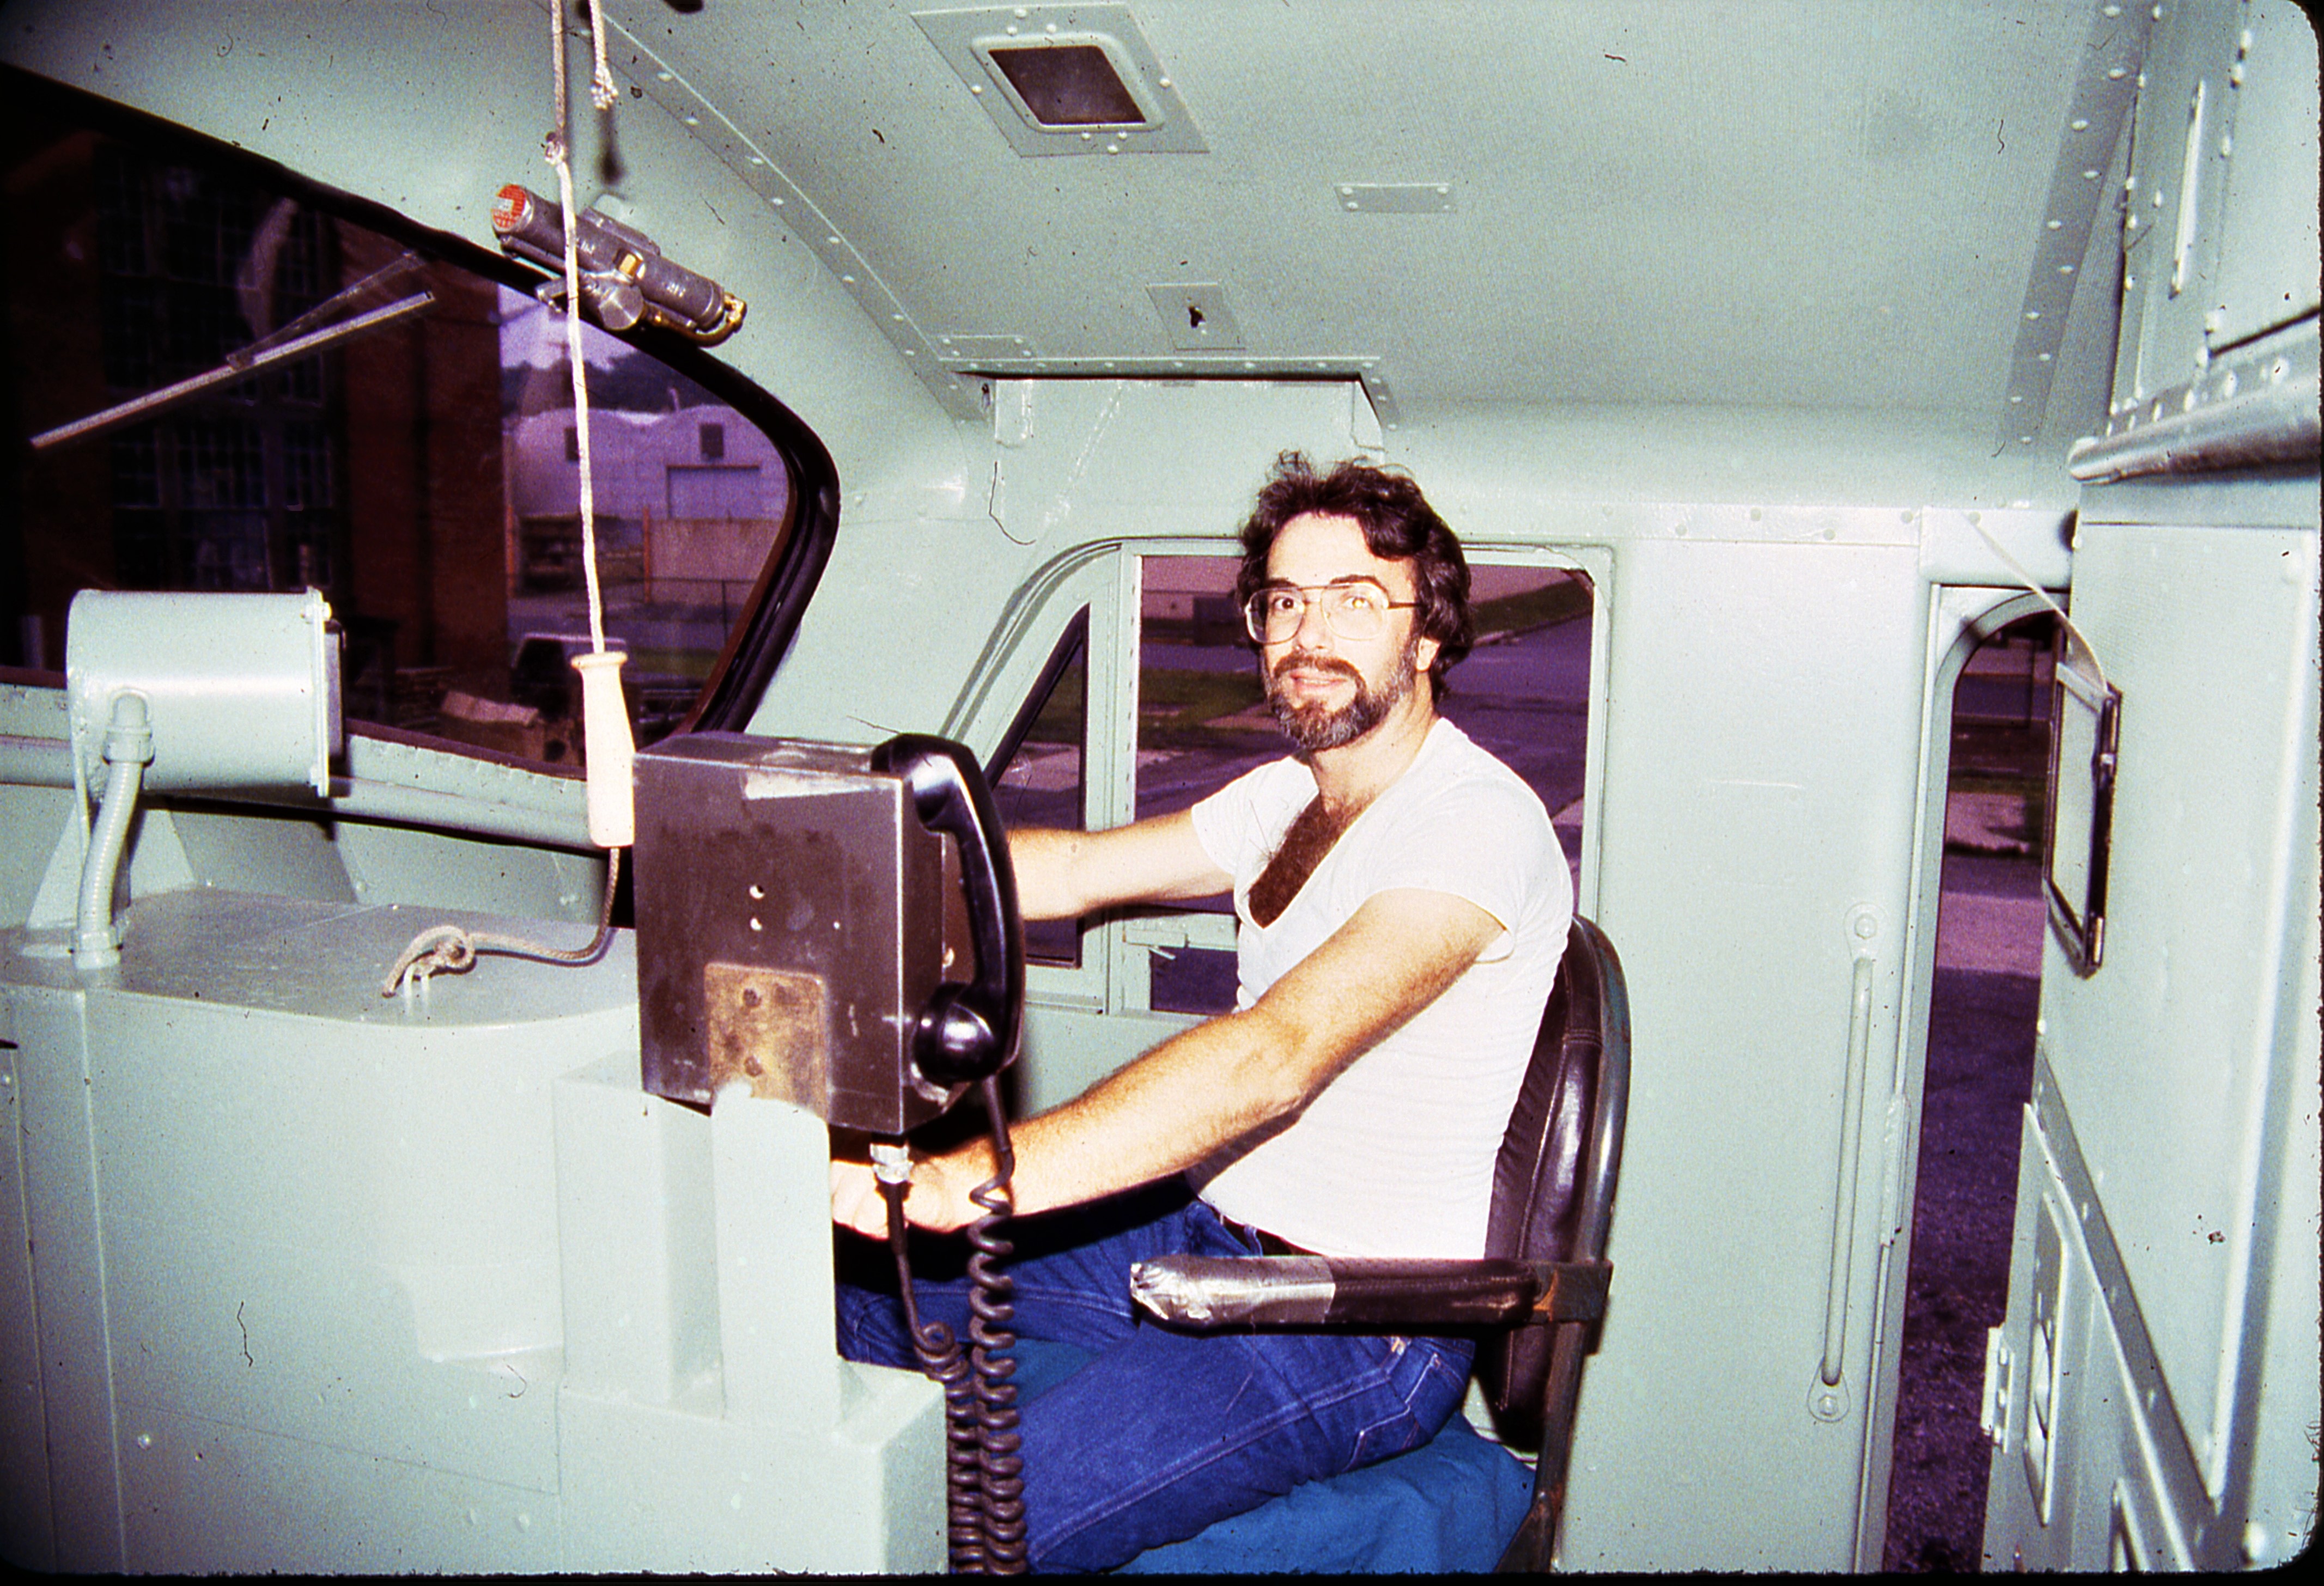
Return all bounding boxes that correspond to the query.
[1233,451,1473,698]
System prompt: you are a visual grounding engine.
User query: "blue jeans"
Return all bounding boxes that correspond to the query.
[834,1181,1476,1573]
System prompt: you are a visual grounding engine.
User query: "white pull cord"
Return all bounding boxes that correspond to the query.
[585,0,618,112]
[547,0,606,660]
[545,0,635,847]
[1968,515,2111,695]
[379,0,629,993]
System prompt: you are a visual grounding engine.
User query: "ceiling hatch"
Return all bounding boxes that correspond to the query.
[914,4,1207,156]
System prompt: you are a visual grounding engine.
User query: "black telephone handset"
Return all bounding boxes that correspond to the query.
[871,733,1025,1091]
[869,734,1030,1573]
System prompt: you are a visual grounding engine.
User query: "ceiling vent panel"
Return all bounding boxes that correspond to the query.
[914,4,1207,156]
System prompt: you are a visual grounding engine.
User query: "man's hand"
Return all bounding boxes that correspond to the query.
[829,887,1505,1231]
[829,1146,990,1237]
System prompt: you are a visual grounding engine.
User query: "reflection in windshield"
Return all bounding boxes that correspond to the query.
[494,289,790,761]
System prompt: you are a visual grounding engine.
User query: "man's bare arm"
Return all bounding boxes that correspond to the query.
[831,887,1503,1234]
[1009,807,1231,922]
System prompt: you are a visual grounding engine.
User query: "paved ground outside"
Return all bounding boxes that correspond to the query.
[1885,850,2043,1570]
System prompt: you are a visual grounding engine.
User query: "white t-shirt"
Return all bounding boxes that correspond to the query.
[1187,718,1571,1258]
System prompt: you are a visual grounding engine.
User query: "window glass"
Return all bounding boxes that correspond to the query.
[5,88,797,773]
[992,613,1090,966]
[1135,556,1269,822]
[1435,565,1593,894]
[496,290,792,759]
[1136,555,1593,1014]
[1134,556,1254,1011]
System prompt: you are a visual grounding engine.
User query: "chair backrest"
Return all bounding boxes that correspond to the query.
[1474,915,1631,1433]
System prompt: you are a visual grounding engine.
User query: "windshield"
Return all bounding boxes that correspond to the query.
[3,70,832,767]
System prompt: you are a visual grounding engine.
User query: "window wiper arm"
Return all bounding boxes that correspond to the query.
[223,252,430,370]
[30,265,435,454]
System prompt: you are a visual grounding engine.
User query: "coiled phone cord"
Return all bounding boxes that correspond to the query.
[878,1075,1026,1573]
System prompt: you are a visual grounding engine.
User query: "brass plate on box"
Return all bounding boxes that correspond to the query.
[704,961,827,1107]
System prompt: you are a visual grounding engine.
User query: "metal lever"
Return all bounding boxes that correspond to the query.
[1129,1255,1611,1329]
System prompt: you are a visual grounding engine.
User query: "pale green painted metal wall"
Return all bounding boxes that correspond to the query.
[1973,0,2320,1566]
[0,0,2313,1573]
[0,889,945,1571]
[1979,491,2319,1570]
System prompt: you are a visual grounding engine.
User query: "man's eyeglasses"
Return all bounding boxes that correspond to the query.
[1243,582,1419,645]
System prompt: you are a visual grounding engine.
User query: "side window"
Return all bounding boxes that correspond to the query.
[1134,557,1269,822]
[1436,565,1593,898]
[1135,556,1259,1014]
[992,611,1090,966]
[7,91,798,771]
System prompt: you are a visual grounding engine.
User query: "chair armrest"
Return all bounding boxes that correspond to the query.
[1128,1255,1610,1329]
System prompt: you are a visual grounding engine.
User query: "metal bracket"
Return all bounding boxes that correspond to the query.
[2041,628,2121,977]
[704,961,829,1106]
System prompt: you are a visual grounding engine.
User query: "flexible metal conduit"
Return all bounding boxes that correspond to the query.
[74,693,153,969]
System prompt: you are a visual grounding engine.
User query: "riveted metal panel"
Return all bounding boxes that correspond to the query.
[2025,509,2319,1524]
[1996,0,2156,452]
[2206,2,2322,346]
[2116,0,2266,408]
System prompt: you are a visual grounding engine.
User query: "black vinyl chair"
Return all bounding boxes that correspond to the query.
[1129,915,1631,1571]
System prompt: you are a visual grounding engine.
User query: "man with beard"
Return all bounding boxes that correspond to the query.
[830,452,1571,1572]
